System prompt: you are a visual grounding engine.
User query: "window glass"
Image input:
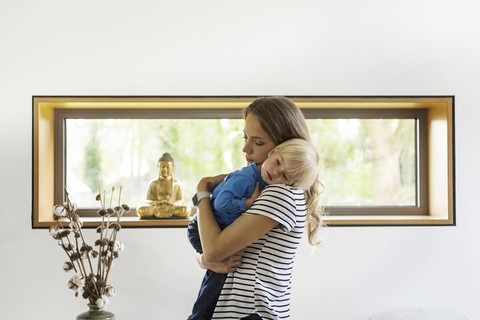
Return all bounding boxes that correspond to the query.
[65,117,417,209]
[308,118,416,206]
[66,118,245,208]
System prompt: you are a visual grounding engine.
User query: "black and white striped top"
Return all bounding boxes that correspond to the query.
[212,184,306,320]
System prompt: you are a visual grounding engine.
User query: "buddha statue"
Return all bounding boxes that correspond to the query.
[137,153,191,218]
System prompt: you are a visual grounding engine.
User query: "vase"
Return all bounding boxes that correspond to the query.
[76,304,115,320]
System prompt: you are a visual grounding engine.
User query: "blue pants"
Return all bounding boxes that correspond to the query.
[187,219,227,320]
[188,269,227,320]
[187,217,203,254]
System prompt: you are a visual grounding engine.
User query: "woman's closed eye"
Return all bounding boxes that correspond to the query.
[244,136,265,146]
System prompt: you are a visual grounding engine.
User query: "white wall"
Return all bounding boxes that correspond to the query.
[1,0,478,319]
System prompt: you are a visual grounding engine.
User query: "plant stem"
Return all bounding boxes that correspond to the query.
[96,174,104,210]
[74,236,86,278]
[109,186,115,208]
[60,238,78,273]
[118,187,122,207]
[89,276,100,300]
[97,215,105,281]
[104,230,118,284]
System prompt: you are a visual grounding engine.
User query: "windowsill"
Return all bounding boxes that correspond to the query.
[35,213,453,228]
[324,214,454,226]
[36,216,194,228]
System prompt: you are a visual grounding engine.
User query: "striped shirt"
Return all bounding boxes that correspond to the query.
[212,184,306,320]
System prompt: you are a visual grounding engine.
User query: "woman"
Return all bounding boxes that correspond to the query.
[193,96,324,320]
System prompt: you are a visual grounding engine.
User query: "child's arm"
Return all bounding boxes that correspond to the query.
[244,182,261,209]
[214,174,256,213]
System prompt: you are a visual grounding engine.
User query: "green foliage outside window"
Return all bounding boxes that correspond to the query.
[66,118,416,209]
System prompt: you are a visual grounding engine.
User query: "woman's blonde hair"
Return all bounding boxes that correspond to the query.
[270,138,325,246]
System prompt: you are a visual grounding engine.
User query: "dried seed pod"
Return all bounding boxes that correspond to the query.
[109,223,121,231]
[59,230,71,238]
[70,252,81,261]
[95,239,109,246]
[80,244,93,252]
[63,261,74,271]
[62,243,74,251]
[53,204,67,217]
[49,226,60,239]
[105,285,116,297]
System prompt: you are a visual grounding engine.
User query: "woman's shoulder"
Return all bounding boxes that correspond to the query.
[259,184,305,213]
[262,184,304,198]
[249,184,305,232]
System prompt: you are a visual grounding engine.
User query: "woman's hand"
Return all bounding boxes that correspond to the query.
[197,250,244,273]
[197,174,228,193]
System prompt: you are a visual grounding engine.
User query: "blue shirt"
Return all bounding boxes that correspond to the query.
[210,163,267,229]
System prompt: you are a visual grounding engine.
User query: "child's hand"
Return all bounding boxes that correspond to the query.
[245,182,261,209]
[197,174,227,193]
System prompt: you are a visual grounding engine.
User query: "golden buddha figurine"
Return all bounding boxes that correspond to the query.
[137,153,191,218]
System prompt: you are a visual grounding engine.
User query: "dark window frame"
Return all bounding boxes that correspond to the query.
[54,108,428,218]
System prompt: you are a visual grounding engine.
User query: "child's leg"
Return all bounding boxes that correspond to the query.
[188,270,227,320]
[187,216,203,253]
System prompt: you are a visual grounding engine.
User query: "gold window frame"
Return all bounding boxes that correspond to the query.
[32,96,455,228]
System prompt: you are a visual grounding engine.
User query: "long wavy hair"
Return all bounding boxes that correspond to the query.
[244,96,325,246]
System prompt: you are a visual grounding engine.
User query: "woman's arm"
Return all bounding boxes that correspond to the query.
[196,175,279,263]
[195,251,244,273]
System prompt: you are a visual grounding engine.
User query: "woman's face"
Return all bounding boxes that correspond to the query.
[242,114,276,165]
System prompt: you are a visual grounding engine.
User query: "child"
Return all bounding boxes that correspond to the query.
[187,138,321,320]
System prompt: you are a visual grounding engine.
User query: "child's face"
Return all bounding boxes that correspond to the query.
[261,151,295,185]
[243,114,276,165]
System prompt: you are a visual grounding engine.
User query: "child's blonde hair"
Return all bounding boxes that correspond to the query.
[270,138,325,246]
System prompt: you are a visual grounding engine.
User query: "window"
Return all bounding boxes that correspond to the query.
[33,96,455,227]
[304,109,427,217]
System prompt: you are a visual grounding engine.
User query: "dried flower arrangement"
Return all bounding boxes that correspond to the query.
[49,183,129,309]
